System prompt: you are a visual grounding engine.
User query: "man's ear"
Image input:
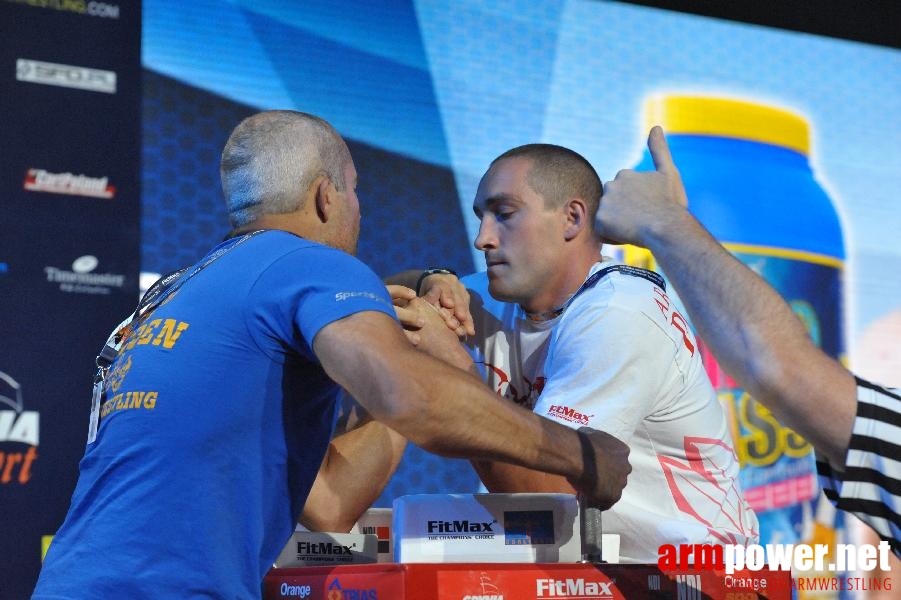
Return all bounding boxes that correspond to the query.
[314,175,332,223]
[563,198,589,241]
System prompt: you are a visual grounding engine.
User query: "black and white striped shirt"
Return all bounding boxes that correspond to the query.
[817,377,901,557]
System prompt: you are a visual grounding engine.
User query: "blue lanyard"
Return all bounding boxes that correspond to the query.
[93,230,268,376]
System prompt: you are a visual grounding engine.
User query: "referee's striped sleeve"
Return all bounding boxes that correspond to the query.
[817,377,901,557]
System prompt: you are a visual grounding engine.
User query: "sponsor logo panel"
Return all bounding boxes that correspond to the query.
[535,577,617,598]
[503,510,555,545]
[0,370,40,486]
[326,577,378,600]
[426,518,497,541]
[5,0,121,20]
[546,404,592,426]
[266,565,792,597]
[44,255,126,295]
[294,541,356,564]
[16,58,116,94]
[437,569,621,599]
[24,168,116,199]
[460,571,504,600]
[361,525,390,555]
[674,574,703,600]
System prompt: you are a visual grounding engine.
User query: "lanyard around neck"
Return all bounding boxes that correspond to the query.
[524,264,665,322]
[94,229,268,373]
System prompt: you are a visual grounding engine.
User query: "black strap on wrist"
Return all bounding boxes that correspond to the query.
[577,427,598,489]
[415,267,457,295]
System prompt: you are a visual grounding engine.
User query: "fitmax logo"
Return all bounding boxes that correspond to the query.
[536,578,615,598]
[427,519,496,534]
[297,542,355,556]
[547,404,592,426]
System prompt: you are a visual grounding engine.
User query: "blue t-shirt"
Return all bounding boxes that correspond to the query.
[33,231,396,599]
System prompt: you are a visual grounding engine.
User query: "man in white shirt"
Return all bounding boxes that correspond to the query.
[411,142,758,562]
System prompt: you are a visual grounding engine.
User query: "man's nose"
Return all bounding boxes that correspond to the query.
[474,218,496,251]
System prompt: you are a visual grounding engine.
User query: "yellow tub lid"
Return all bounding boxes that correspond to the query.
[645,96,810,156]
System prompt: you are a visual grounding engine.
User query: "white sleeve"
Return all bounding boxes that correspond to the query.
[533,300,681,442]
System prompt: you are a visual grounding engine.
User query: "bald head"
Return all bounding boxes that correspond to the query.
[220,110,352,228]
[489,144,602,228]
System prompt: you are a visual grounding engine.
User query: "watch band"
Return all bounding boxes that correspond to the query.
[415,267,457,295]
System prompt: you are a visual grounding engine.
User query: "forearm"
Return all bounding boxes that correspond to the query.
[641,210,854,465]
[469,397,574,494]
[301,418,407,532]
[314,312,628,507]
[372,348,584,476]
[387,269,474,337]
[472,459,575,494]
[314,315,586,482]
[383,269,421,288]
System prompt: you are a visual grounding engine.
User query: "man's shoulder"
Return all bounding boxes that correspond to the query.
[242,231,371,273]
[573,262,665,309]
[249,230,340,255]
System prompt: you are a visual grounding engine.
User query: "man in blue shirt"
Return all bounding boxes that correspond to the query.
[33,111,632,599]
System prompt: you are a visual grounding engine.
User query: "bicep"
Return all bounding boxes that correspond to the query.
[312,310,412,421]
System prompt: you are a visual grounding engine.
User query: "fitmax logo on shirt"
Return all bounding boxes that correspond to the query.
[546,405,592,426]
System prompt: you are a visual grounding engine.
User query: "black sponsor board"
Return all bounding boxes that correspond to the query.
[0,2,141,597]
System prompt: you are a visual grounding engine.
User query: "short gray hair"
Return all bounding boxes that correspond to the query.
[220,110,351,228]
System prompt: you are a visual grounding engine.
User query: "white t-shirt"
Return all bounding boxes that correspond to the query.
[462,260,759,563]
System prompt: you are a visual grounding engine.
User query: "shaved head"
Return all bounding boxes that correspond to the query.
[220,110,351,228]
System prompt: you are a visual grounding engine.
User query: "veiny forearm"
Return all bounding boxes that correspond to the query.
[641,210,855,465]
[371,345,583,475]
[473,458,575,494]
[314,314,586,482]
[301,418,407,532]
